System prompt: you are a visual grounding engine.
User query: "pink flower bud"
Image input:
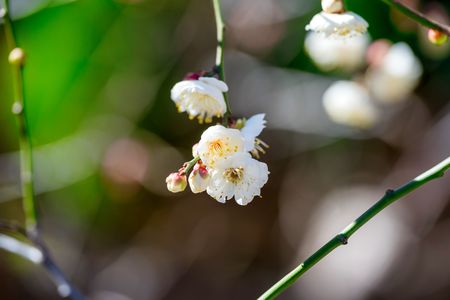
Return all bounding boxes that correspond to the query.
[321,0,344,14]
[188,164,210,194]
[366,39,391,67]
[166,172,187,193]
[428,29,448,46]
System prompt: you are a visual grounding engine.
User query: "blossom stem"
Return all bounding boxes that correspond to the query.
[184,156,200,175]
[212,0,232,124]
[258,156,450,300]
[379,0,450,35]
[2,2,85,299]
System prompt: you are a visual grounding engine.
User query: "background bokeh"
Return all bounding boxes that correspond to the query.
[0,0,450,299]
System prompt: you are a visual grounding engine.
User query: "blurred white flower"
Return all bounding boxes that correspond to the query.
[366,42,423,103]
[207,152,269,205]
[170,77,228,123]
[188,163,210,194]
[323,80,379,129]
[240,113,268,158]
[305,32,370,72]
[305,11,368,37]
[197,125,244,168]
[165,172,187,193]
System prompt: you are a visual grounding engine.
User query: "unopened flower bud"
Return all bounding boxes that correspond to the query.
[234,118,245,130]
[428,29,448,46]
[166,172,187,193]
[321,0,344,14]
[8,48,26,66]
[188,164,210,194]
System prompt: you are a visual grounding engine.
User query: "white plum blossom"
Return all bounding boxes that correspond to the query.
[305,31,370,72]
[365,42,423,103]
[171,77,228,123]
[196,125,244,168]
[188,163,210,194]
[240,113,268,158]
[323,81,379,129]
[207,152,269,205]
[306,11,368,38]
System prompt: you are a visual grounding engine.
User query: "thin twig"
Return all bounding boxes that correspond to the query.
[258,156,450,300]
[212,0,232,124]
[1,2,85,299]
[3,0,38,236]
[380,0,450,35]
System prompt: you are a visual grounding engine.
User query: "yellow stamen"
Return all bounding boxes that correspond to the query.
[224,167,244,184]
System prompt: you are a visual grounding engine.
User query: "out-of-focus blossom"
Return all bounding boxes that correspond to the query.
[171,77,228,124]
[305,32,370,72]
[188,163,210,194]
[321,0,344,14]
[305,11,368,38]
[365,39,392,67]
[240,113,268,158]
[166,172,187,193]
[366,42,422,103]
[322,80,379,129]
[207,152,269,205]
[197,125,244,168]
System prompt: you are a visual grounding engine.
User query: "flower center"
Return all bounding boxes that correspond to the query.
[224,167,244,184]
[208,139,224,155]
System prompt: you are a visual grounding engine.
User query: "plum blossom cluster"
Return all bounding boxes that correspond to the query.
[166,72,269,205]
[305,0,424,129]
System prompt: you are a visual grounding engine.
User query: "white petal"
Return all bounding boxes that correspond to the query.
[305,31,370,72]
[199,77,229,92]
[241,114,267,152]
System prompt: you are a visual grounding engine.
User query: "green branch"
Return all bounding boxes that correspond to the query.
[259,156,450,300]
[3,0,38,236]
[212,0,232,124]
[380,0,450,35]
